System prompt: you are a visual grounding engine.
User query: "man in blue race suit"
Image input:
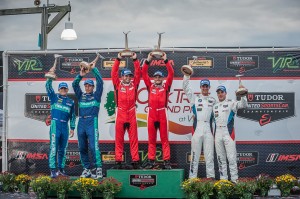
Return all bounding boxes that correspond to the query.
[72,60,103,179]
[46,80,76,178]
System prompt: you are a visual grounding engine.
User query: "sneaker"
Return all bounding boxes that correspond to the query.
[91,167,103,180]
[132,161,142,170]
[163,160,172,170]
[57,168,68,177]
[143,160,155,169]
[50,169,57,178]
[80,168,91,178]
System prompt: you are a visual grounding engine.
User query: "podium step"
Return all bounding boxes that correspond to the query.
[107,169,185,198]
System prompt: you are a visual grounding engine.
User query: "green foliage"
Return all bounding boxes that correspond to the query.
[104,91,116,117]
[98,177,122,194]
[0,172,16,192]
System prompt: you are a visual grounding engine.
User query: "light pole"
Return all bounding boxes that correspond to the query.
[0,1,73,50]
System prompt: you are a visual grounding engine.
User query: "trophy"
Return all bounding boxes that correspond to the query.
[45,54,62,80]
[235,74,248,97]
[79,51,104,73]
[120,31,134,57]
[181,56,198,76]
[151,32,165,58]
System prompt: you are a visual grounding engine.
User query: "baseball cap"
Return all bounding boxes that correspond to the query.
[153,71,164,77]
[58,82,68,89]
[216,85,227,93]
[200,79,210,87]
[84,79,94,86]
[121,69,133,76]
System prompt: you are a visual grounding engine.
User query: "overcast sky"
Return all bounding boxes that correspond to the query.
[0,0,300,51]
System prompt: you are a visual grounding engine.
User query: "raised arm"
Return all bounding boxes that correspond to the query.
[231,96,248,113]
[133,57,141,86]
[111,57,121,87]
[142,55,152,89]
[182,75,195,105]
[72,74,83,100]
[45,79,57,104]
[164,56,174,91]
[92,67,104,102]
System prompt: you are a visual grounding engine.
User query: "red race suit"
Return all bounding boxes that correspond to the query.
[142,59,174,161]
[111,58,141,162]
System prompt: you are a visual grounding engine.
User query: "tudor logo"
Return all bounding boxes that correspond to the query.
[247,94,254,102]
[35,95,41,103]
[237,92,295,126]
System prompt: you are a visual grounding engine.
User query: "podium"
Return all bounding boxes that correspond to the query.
[107,169,185,198]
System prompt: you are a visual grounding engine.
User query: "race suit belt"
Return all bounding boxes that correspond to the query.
[117,106,136,111]
[79,115,94,118]
[197,120,209,123]
[52,118,67,122]
[149,107,166,111]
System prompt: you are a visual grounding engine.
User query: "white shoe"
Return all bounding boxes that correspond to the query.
[80,168,91,178]
[92,167,103,179]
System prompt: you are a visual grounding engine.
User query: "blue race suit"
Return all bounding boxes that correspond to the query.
[72,68,103,169]
[46,79,76,170]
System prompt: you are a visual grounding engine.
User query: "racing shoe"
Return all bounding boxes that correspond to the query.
[50,169,57,178]
[143,160,155,169]
[92,167,103,179]
[57,168,68,177]
[80,168,91,178]
[132,161,142,170]
[163,160,172,170]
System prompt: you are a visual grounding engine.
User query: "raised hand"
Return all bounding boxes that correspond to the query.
[147,52,153,62]
[131,52,137,59]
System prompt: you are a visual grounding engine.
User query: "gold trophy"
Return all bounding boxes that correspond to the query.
[151,32,165,58]
[181,56,198,76]
[79,51,104,73]
[120,31,134,57]
[235,74,248,97]
[45,54,62,80]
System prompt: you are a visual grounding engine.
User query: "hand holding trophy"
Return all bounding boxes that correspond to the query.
[79,51,104,74]
[45,54,62,80]
[151,32,165,58]
[235,74,248,97]
[119,31,134,57]
[181,56,198,76]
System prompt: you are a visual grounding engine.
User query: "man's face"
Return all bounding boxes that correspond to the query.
[217,90,227,101]
[122,75,133,84]
[58,88,68,96]
[154,75,163,85]
[84,84,94,94]
[200,84,210,96]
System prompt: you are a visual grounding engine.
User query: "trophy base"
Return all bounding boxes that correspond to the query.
[181,65,194,76]
[80,61,92,73]
[120,51,134,57]
[45,73,57,80]
[151,51,164,58]
[236,88,248,97]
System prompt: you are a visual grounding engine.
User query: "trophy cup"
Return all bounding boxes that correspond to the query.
[235,74,248,97]
[151,32,165,58]
[181,56,198,76]
[120,31,134,57]
[45,54,62,80]
[79,51,104,73]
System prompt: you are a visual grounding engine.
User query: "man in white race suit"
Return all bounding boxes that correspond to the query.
[183,75,216,179]
[213,85,248,183]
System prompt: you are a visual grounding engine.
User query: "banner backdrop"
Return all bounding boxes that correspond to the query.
[3,48,300,177]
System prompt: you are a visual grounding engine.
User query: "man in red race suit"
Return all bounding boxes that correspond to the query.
[142,52,174,169]
[111,52,141,169]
